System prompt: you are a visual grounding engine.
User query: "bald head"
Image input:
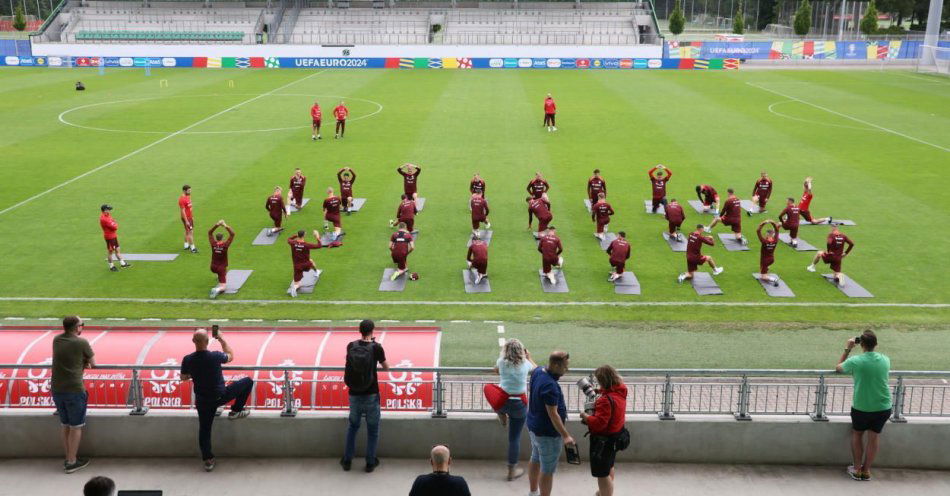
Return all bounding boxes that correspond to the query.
[192,329,209,350]
[430,445,451,471]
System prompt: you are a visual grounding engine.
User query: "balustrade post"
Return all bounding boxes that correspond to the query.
[734,375,752,421]
[810,374,829,421]
[431,371,446,418]
[280,370,298,417]
[890,375,907,423]
[128,369,149,416]
[658,374,675,420]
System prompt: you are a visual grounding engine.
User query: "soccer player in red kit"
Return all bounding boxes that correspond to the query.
[265,187,286,236]
[392,194,418,232]
[310,100,322,140]
[467,232,489,285]
[757,220,780,286]
[287,229,322,298]
[390,223,415,281]
[527,172,550,200]
[397,163,421,202]
[179,185,197,253]
[695,184,719,212]
[779,197,801,248]
[665,198,686,241]
[606,231,631,282]
[591,193,614,240]
[338,167,356,213]
[538,226,564,285]
[527,195,553,238]
[99,204,130,271]
[749,171,773,216]
[706,188,746,244]
[543,93,557,132]
[333,101,348,139]
[208,220,235,299]
[678,224,723,283]
[648,165,672,213]
[323,187,343,244]
[289,168,306,210]
[587,169,606,205]
[470,173,486,197]
[470,192,491,235]
[807,224,854,286]
[799,177,830,225]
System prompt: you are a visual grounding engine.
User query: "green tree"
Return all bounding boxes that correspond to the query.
[793,0,812,36]
[860,0,879,35]
[733,1,746,34]
[669,0,686,36]
[12,4,26,31]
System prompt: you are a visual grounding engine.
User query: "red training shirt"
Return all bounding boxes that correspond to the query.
[100,213,118,240]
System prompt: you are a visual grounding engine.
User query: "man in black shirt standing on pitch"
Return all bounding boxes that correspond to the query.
[341,319,390,473]
[409,445,471,496]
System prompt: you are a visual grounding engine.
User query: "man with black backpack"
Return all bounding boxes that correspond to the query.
[341,319,390,473]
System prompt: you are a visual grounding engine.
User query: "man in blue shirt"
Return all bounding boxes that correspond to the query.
[526,351,575,496]
[180,328,253,472]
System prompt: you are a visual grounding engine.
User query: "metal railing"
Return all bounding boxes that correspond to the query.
[2,365,947,422]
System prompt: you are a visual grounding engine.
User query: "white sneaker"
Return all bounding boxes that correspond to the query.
[552,127,557,131]
[557,256,564,268]
[740,237,748,246]
[317,134,321,140]
[608,274,618,282]
[677,233,684,242]
[836,277,846,288]
[485,222,491,230]
[677,273,687,283]
[289,286,297,298]
[311,135,316,141]
[474,274,483,285]
[209,288,219,299]
[391,270,402,281]
[806,265,816,272]
[791,240,798,248]
[713,267,724,276]
[547,273,556,285]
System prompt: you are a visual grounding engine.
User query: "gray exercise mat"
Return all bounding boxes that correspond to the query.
[778,233,817,251]
[287,198,310,213]
[598,232,618,251]
[801,219,857,226]
[752,273,795,297]
[662,232,687,252]
[415,198,426,212]
[461,269,491,293]
[379,268,408,292]
[121,253,178,261]
[252,228,282,246]
[614,272,641,295]
[822,274,873,298]
[584,199,592,213]
[688,200,716,215]
[691,272,723,295]
[466,230,493,247]
[539,269,569,293]
[739,200,763,215]
[718,233,750,251]
[644,200,666,215]
[290,269,322,294]
[224,269,253,294]
[347,198,367,212]
[320,231,344,245]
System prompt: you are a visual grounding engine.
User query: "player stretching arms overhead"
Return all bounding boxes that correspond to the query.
[591,193,614,241]
[467,232,489,285]
[179,185,197,253]
[310,100,322,140]
[289,168,306,211]
[287,229,322,298]
[333,101,348,139]
[527,172,550,200]
[337,167,356,213]
[397,163,422,203]
[587,169,606,205]
[757,220,780,287]
[678,224,723,283]
[527,195,553,238]
[322,187,343,245]
[807,224,854,286]
[648,165,672,213]
[470,173,486,197]
[538,226,564,285]
[749,171,773,216]
[391,194,418,232]
[779,198,801,248]
[695,184,719,213]
[208,220,235,299]
[606,231,631,282]
[470,192,491,235]
[99,204,130,272]
[799,177,831,225]
[543,93,557,132]
[390,223,415,281]
[706,188,746,245]
[265,187,286,236]
[665,198,686,241]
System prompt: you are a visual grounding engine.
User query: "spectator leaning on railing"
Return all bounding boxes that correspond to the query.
[485,338,536,481]
[52,315,95,474]
[579,365,630,496]
[836,329,891,482]
[526,351,575,496]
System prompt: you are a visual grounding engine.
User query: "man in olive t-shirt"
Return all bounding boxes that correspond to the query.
[51,315,95,474]
[836,330,890,481]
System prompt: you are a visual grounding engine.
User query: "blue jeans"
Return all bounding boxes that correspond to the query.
[500,398,527,465]
[344,393,381,463]
[52,391,88,427]
[195,377,254,461]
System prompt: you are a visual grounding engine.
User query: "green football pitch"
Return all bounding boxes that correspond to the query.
[0,67,948,329]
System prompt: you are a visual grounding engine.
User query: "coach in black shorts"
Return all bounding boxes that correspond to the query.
[836,330,891,481]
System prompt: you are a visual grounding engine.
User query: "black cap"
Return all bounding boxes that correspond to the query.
[100,204,113,212]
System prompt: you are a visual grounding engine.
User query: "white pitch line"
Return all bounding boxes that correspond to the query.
[380,320,400,323]
[142,318,162,321]
[416,319,436,323]
[484,320,503,323]
[311,319,331,323]
[37,317,57,321]
[746,82,950,153]
[243,319,263,322]
[498,325,505,334]
[498,337,506,347]
[176,318,196,322]
[3,317,24,320]
[450,320,470,323]
[208,318,229,322]
[105,317,126,321]
[277,319,298,322]
[0,70,327,217]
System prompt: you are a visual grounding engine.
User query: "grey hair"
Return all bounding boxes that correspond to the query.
[501,338,526,366]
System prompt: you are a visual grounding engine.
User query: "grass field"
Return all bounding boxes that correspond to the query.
[0,67,948,327]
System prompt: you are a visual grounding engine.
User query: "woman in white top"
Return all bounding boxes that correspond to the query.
[490,338,536,481]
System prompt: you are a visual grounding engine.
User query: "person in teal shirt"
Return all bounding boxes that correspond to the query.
[836,330,891,481]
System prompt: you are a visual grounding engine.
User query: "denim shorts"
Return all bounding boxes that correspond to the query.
[529,431,562,474]
[52,391,88,427]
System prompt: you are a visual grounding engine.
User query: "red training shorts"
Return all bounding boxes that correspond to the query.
[821,253,842,272]
[211,264,227,284]
[104,238,119,250]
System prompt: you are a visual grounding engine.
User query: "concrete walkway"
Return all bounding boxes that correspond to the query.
[2,458,949,496]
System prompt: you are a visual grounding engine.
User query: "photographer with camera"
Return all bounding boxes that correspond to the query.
[485,339,536,481]
[836,330,891,481]
[526,351,574,496]
[579,365,629,496]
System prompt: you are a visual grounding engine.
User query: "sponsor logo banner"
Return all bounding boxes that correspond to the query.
[516,58,531,68]
[5,56,20,66]
[33,56,47,66]
[603,58,620,69]
[532,58,547,68]
[47,56,63,67]
[647,59,662,69]
[133,57,148,67]
[488,58,503,68]
[575,58,590,69]
[591,58,603,68]
[102,57,121,67]
[278,58,385,68]
[162,57,176,67]
[18,56,33,66]
[697,42,773,59]
[619,58,633,69]
[502,58,517,68]
[546,58,561,68]
[559,58,576,68]
[119,57,133,67]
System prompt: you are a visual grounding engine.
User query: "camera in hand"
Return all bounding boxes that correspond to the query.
[211,325,220,339]
[854,335,862,345]
[565,442,581,465]
[577,375,599,414]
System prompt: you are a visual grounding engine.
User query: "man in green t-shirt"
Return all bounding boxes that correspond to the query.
[836,329,891,482]
[51,315,95,474]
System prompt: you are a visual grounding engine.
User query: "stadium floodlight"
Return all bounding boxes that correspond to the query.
[916,45,950,77]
